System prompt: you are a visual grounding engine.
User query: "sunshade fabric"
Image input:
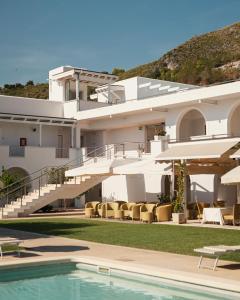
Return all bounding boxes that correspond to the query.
[156,140,239,161]
[221,166,240,184]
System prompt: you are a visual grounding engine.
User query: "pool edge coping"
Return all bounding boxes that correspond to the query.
[0,255,239,295]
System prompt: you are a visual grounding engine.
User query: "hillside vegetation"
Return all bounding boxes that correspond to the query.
[117,22,240,85]
[0,81,48,99]
[1,22,240,99]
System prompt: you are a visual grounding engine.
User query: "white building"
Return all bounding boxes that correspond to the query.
[0,65,240,217]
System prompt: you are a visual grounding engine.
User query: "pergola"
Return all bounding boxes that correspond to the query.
[155,139,240,215]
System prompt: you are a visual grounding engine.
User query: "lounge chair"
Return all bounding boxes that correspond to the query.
[85,201,100,218]
[0,237,22,259]
[155,204,172,222]
[223,204,240,225]
[140,203,157,223]
[194,245,240,270]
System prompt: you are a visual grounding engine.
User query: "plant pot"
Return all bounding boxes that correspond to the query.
[172,213,186,224]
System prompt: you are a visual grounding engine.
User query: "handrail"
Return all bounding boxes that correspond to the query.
[0,143,119,212]
[0,144,106,195]
[0,141,146,214]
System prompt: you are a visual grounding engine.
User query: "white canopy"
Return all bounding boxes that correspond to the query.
[221,166,240,185]
[113,157,172,175]
[156,140,239,161]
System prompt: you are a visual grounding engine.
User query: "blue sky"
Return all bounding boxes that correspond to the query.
[0,0,240,85]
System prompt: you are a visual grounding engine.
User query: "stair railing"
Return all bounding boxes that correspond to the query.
[0,141,145,217]
[0,144,113,216]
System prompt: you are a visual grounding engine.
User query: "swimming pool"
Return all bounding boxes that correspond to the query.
[0,261,239,300]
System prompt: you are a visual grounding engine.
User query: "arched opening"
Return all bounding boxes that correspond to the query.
[7,167,31,192]
[214,174,237,206]
[178,109,206,141]
[229,104,240,137]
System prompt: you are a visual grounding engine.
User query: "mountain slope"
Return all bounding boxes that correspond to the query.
[0,82,48,99]
[119,22,240,85]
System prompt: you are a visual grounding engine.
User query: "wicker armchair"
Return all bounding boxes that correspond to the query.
[140,203,157,223]
[129,203,143,221]
[223,204,240,225]
[121,202,136,219]
[155,204,172,222]
[97,203,107,218]
[105,202,121,218]
[85,201,100,218]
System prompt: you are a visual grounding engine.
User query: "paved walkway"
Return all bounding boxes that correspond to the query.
[0,227,239,290]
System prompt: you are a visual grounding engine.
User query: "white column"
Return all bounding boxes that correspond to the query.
[76,125,81,148]
[39,124,42,146]
[75,74,80,111]
[71,126,74,148]
[108,84,112,104]
[76,77,80,100]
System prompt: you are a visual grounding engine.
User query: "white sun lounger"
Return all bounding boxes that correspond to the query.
[194,245,240,271]
[0,237,22,259]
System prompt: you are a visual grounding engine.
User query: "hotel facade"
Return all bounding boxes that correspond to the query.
[0,66,240,217]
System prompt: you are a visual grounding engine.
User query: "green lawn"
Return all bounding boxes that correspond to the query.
[0,218,240,261]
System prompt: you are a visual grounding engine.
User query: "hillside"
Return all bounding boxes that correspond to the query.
[117,22,240,85]
[0,81,48,99]
[1,22,240,99]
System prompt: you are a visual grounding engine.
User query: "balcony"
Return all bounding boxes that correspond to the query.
[9,146,25,157]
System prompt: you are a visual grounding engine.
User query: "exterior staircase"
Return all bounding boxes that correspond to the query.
[1,175,109,218]
[0,142,144,218]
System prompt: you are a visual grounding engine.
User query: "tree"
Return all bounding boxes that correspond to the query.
[26,80,34,86]
[0,167,19,188]
[112,68,125,76]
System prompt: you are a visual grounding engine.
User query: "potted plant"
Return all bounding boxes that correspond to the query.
[172,162,186,224]
[154,128,166,140]
[172,199,185,224]
[157,193,170,205]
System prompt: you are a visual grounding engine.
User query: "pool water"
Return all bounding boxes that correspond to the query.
[0,262,238,300]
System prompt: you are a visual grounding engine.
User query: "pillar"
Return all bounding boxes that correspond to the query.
[71,126,74,148]
[74,73,80,110]
[39,124,42,146]
[76,124,81,149]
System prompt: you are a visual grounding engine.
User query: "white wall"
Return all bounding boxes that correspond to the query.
[102,173,163,203]
[0,95,63,117]
[0,122,39,146]
[63,100,109,118]
[0,146,79,175]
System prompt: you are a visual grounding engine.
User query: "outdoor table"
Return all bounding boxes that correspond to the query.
[202,207,232,225]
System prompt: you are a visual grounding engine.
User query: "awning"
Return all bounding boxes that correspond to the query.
[221,166,240,184]
[113,157,172,175]
[156,140,239,161]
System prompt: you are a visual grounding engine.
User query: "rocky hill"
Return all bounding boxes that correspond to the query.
[117,22,240,85]
[1,22,240,99]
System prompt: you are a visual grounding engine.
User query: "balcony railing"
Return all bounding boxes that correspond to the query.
[169,134,238,144]
[55,148,69,158]
[9,146,25,157]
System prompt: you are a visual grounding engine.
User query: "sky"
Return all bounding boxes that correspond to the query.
[0,0,240,85]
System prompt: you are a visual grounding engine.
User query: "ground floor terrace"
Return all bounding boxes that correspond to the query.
[0,216,240,293]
